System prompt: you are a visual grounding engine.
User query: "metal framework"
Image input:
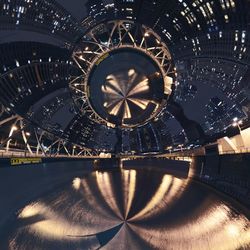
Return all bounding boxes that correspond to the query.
[70,20,175,128]
[0,112,100,158]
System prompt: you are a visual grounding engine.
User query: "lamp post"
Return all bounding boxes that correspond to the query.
[232,117,245,152]
[6,125,18,152]
[232,117,243,133]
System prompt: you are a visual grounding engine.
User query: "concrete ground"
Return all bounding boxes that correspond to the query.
[0,161,249,249]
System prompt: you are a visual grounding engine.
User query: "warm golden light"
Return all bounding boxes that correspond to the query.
[12,126,18,131]
[129,98,150,110]
[128,69,135,76]
[106,75,123,93]
[123,100,132,119]
[125,170,136,218]
[127,78,149,96]
[18,203,90,240]
[8,170,250,250]
[109,100,123,116]
[72,177,81,190]
[102,70,150,122]
[226,224,240,237]
[95,171,123,219]
[130,175,173,220]
[18,202,40,219]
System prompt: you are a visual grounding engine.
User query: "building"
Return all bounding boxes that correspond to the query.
[0,0,249,249]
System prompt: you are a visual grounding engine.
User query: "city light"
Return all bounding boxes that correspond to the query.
[0,0,250,249]
[232,118,243,132]
[72,177,81,190]
[12,126,18,131]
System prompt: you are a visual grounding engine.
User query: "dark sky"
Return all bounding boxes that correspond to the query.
[56,0,88,20]
[179,82,233,125]
[0,1,88,44]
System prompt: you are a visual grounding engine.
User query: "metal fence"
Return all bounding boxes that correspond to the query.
[0,150,99,159]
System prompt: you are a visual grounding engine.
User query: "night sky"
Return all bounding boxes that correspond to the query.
[56,0,88,20]
[180,82,233,124]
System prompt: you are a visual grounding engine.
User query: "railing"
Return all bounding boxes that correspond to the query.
[160,147,206,158]
[164,156,193,162]
[0,151,101,159]
[219,148,250,155]
[1,147,250,160]
[162,147,250,157]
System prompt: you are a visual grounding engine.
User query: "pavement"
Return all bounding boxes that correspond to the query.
[0,161,249,249]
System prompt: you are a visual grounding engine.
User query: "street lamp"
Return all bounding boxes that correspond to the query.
[12,126,18,131]
[232,117,243,133]
[6,125,18,152]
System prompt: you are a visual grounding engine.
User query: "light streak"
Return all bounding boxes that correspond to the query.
[95,172,123,219]
[130,175,173,220]
[128,98,150,110]
[125,170,137,219]
[102,69,150,121]
[72,177,81,190]
[123,100,131,119]
[127,78,149,96]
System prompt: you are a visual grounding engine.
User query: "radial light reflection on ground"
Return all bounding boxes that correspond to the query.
[102,69,150,119]
[1,169,249,250]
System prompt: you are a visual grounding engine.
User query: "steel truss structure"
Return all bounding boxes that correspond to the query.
[70,20,175,127]
[0,112,100,158]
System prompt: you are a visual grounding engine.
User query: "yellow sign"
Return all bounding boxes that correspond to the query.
[95,53,109,65]
[11,158,42,166]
